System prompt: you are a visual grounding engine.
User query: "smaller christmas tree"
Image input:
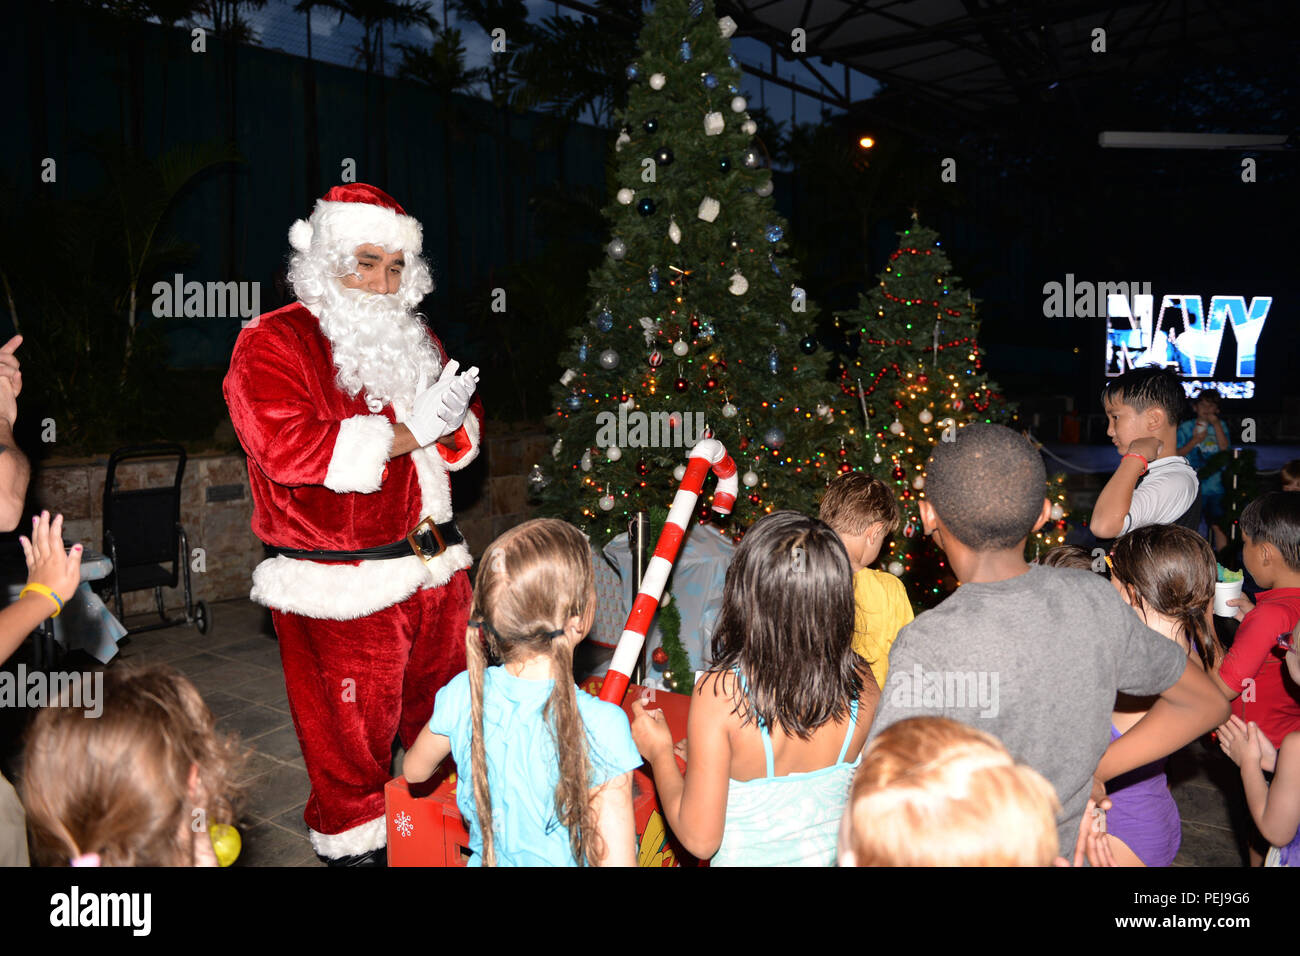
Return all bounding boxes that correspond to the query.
[835,218,1017,602]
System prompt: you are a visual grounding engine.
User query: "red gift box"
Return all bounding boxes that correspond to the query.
[385,677,700,866]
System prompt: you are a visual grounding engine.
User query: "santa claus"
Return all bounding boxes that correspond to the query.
[223,184,481,865]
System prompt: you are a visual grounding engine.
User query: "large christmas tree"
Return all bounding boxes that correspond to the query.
[835,219,1023,600]
[536,0,855,541]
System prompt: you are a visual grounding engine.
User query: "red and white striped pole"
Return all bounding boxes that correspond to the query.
[600,438,738,705]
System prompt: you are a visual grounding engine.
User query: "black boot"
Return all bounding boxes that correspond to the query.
[319,844,388,867]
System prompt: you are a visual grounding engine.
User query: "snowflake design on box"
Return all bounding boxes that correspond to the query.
[395,811,413,838]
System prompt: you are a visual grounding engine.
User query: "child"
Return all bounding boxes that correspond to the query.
[819,472,913,688]
[21,662,245,866]
[1176,388,1232,549]
[1039,544,1102,573]
[0,511,84,867]
[1091,367,1200,539]
[1217,620,1300,867]
[1106,524,1223,866]
[840,717,1062,866]
[629,511,878,866]
[402,518,639,866]
[1212,493,1300,750]
[866,423,1229,858]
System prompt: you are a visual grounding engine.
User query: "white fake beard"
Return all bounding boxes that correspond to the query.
[315,284,441,415]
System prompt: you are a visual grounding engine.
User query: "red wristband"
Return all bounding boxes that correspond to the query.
[1122,452,1149,473]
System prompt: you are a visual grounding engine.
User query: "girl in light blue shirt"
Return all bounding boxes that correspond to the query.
[403,519,640,866]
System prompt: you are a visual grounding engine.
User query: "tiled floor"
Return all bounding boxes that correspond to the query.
[103,598,1255,867]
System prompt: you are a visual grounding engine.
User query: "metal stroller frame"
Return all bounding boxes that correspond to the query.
[101,443,210,636]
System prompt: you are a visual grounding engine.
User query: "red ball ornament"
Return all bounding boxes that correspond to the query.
[648,350,664,368]
[917,374,928,385]
[739,437,749,451]
[892,465,906,480]
[675,377,689,392]
[652,647,669,667]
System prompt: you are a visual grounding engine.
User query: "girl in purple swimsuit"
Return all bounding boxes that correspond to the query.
[1107,525,1224,867]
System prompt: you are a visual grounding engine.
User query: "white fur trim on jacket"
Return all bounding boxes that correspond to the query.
[325,415,394,494]
[289,201,423,256]
[438,411,480,473]
[250,544,471,620]
[311,815,387,859]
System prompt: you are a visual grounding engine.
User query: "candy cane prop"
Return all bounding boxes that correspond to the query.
[600,438,738,704]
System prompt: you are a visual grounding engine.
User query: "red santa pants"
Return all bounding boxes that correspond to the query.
[272,570,471,848]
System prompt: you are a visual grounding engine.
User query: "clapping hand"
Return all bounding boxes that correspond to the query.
[1217,715,1272,771]
[409,360,480,447]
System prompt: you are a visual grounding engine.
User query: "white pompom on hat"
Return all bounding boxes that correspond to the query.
[288,183,423,256]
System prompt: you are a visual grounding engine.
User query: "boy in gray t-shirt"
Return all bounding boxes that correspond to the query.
[866,425,1229,860]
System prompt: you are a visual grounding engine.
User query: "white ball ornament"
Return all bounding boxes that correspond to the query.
[649,72,666,90]
[889,419,904,435]
[728,271,748,295]
[912,475,925,490]
[673,464,687,481]
[742,470,758,488]
[731,96,747,113]
[888,560,905,577]
[599,494,615,511]
[918,408,934,424]
[872,452,883,464]
[741,118,757,135]
[754,178,774,197]
[722,402,738,418]
[672,338,689,357]
[617,188,635,205]
[606,445,623,462]
[1051,502,1065,521]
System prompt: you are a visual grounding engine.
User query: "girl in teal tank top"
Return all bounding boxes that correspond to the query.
[631,511,879,866]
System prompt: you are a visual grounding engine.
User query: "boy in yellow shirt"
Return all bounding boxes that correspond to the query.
[819,473,914,689]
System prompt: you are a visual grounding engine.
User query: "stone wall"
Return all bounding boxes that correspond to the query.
[30,424,550,616]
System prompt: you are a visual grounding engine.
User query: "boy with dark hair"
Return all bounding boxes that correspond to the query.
[1091,367,1200,539]
[864,423,1229,859]
[820,472,912,689]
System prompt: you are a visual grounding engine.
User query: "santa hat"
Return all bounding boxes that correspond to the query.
[288,183,423,257]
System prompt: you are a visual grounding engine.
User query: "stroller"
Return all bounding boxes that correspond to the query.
[101,443,210,636]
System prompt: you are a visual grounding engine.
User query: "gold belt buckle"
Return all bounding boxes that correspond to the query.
[407,516,447,565]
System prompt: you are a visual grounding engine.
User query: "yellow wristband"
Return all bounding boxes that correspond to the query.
[20,584,63,618]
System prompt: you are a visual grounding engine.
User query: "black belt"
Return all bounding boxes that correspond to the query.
[267,518,463,563]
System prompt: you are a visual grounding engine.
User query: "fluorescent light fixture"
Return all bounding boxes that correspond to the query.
[1099,131,1290,150]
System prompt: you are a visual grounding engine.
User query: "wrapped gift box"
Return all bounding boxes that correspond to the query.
[385,677,700,866]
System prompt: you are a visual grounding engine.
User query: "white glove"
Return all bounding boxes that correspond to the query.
[408,360,479,447]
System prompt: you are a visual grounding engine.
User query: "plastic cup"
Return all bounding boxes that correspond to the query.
[1214,580,1243,617]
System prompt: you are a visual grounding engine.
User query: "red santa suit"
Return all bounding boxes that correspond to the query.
[222,185,480,860]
